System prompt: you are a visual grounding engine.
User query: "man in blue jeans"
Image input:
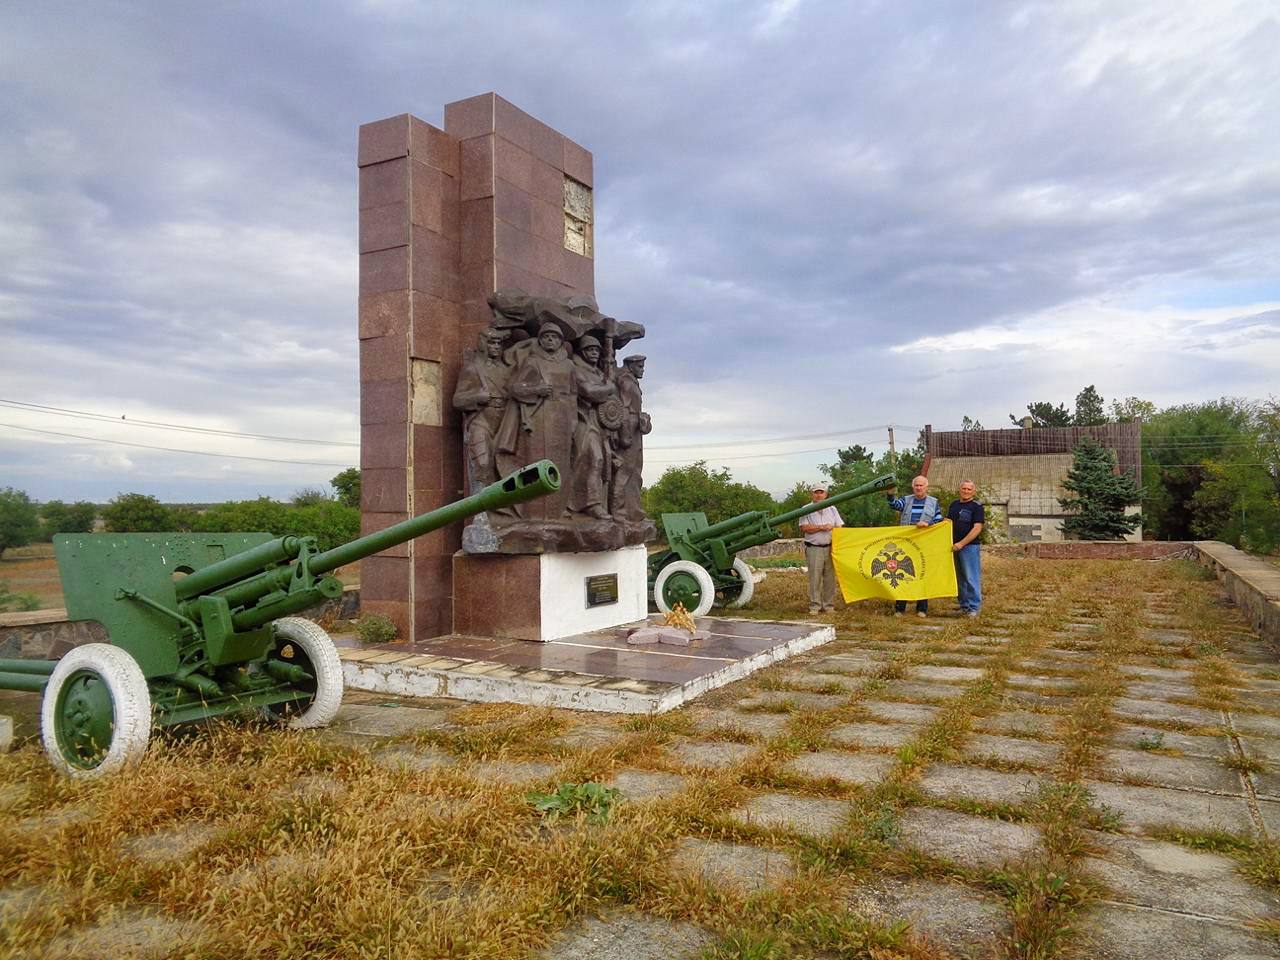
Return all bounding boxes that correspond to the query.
[948,480,985,617]
[886,475,943,616]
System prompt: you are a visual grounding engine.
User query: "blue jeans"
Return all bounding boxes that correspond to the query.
[954,543,982,612]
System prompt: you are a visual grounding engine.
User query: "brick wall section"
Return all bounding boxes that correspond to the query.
[358,96,595,642]
[358,113,463,641]
[444,92,594,347]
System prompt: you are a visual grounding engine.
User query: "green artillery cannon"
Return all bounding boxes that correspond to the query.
[647,474,897,616]
[0,460,560,778]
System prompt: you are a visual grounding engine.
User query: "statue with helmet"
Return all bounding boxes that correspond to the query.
[452,290,655,553]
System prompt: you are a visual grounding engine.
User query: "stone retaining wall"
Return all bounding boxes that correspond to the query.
[1193,542,1280,645]
[986,541,1196,561]
[0,587,361,660]
[739,538,804,559]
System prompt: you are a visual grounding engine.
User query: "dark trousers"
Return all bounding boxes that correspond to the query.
[895,599,928,613]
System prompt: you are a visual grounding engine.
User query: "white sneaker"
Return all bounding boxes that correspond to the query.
[966,611,979,619]
[892,611,902,617]
[916,611,927,618]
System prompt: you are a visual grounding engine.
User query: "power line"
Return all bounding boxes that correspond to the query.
[0,399,358,447]
[0,422,352,467]
[647,424,915,452]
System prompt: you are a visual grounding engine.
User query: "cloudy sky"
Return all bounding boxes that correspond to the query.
[2,0,1278,503]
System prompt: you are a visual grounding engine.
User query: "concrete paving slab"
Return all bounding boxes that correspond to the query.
[828,720,921,750]
[783,750,894,787]
[547,725,629,751]
[769,669,862,692]
[690,709,792,739]
[539,912,715,959]
[370,744,456,772]
[897,806,1040,870]
[729,791,849,838]
[918,763,1041,806]
[668,739,757,769]
[880,680,962,702]
[1078,902,1275,960]
[1005,673,1080,692]
[737,690,846,712]
[670,837,795,893]
[1111,697,1221,728]
[862,700,940,725]
[119,823,221,864]
[998,688,1074,710]
[913,665,985,683]
[608,769,691,802]
[964,733,1060,767]
[470,760,561,785]
[1125,680,1200,701]
[1097,747,1244,794]
[1109,724,1230,759]
[1084,780,1255,835]
[975,710,1060,739]
[1082,832,1280,921]
[42,912,207,960]
[339,705,452,736]
[0,885,45,922]
[0,714,11,753]
[812,653,891,675]
[845,877,1009,959]
[1232,712,1280,738]
[1254,797,1280,836]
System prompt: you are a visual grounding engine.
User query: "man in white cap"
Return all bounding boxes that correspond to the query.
[798,481,844,614]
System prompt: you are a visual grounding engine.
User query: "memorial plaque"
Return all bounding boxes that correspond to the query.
[585,573,618,607]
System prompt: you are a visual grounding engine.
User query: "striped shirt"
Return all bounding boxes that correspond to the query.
[887,495,943,525]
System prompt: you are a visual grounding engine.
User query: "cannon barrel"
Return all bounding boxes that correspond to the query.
[176,460,559,615]
[310,459,559,574]
[767,474,897,527]
[685,510,769,543]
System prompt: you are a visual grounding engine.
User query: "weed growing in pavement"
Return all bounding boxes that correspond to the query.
[1136,730,1165,751]
[1221,752,1266,774]
[526,782,620,824]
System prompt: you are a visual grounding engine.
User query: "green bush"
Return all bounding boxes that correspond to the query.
[0,582,42,613]
[356,613,398,645]
[0,487,41,559]
[101,493,174,532]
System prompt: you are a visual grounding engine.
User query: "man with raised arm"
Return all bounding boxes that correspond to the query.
[885,475,943,617]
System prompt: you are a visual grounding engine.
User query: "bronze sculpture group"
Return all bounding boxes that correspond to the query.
[452,290,654,553]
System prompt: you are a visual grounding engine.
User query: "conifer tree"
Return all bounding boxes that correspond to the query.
[1059,438,1144,540]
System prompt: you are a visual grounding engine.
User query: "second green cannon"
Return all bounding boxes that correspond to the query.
[647,473,897,616]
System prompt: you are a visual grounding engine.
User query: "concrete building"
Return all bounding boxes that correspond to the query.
[923,422,1142,543]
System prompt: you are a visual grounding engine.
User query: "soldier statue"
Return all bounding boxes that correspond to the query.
[452,328,512,492]
[611,354,650,521]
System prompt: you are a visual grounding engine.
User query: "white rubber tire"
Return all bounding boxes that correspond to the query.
[41,643,151,779]
[653,560,715,618]
[271,618,344,729]
[724,557,755,609]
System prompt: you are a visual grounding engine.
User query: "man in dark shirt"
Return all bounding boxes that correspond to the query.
[948,481,985,617]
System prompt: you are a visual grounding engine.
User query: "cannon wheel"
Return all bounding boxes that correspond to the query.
[41,643,152,778]
[654,560,715,617]
[722,558,755,609]
[264,618,344,729]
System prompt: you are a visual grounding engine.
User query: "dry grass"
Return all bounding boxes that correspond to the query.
[1,555,1276,959]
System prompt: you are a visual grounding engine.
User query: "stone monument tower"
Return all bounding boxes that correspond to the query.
[357,93,652,644]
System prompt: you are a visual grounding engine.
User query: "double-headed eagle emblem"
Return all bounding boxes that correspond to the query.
[870,542,916,588]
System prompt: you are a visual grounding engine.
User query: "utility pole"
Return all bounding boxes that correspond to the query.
[887,425,897,472]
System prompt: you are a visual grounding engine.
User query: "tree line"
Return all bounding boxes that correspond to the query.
[643,389,1280,553]
[0,468,362,559]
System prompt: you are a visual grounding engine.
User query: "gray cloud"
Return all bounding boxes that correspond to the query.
[1,0,1278,500]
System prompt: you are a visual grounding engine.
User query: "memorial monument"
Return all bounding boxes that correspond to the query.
[357,94,653,644]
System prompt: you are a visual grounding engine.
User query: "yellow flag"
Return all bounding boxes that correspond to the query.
[831,521,958,603]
